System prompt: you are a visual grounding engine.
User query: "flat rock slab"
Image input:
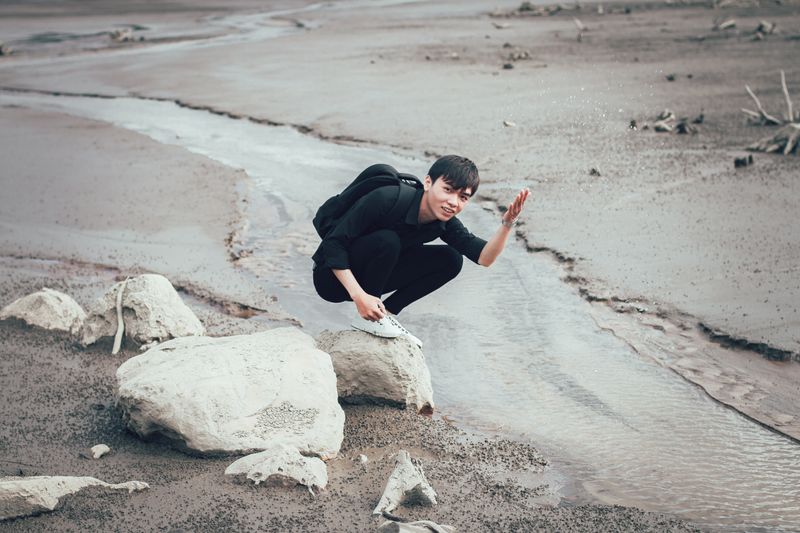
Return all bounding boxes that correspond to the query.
[116,327,345,458]
[316,330,434,414]
[80,273,204,346]
[0,288,86,335]
[225,444,328,490]
[0,476,148,521]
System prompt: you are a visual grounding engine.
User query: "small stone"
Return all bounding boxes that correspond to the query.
[503,120,516,127]
[589,167,601,177]
[734,154,754,168]
[665,73,676,81]
[90,444,111,459]
[502,63,514,70]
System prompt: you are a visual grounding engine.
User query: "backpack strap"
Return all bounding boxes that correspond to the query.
[385,182,419,227]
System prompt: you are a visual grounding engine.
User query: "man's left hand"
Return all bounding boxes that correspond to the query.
[502,188,530,226]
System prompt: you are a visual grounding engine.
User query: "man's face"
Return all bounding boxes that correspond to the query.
[423,175,472,222]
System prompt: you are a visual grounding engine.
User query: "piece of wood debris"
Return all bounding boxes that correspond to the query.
[503,120,517,127]
[712,18,736,31]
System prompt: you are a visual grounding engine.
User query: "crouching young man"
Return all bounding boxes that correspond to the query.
[312,155,529,346]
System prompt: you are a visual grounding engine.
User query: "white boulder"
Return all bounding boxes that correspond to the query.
[316,330,434,414]
[80,274,204,346]
[373,450,437,516]
[0,288,86,335]
[225,444,328,490]
[116,327,344,458]
[0,476,148,521]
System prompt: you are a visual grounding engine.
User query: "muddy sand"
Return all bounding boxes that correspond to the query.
[1,0,799,530]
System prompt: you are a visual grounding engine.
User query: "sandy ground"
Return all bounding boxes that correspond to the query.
[1,0,799,530]
[0,261,699,532]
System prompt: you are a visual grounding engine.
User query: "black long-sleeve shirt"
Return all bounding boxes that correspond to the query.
[312,185,487,270]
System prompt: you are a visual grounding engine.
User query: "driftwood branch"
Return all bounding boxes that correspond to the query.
[781,70,794,122]
[112,278,129,355]
[745,85,782,125]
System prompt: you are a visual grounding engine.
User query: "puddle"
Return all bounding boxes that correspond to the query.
[3,90,800,532]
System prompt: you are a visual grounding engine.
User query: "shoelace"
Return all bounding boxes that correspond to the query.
[387,316,410,334]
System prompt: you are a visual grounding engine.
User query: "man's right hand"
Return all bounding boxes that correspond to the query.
[353,292,386,321]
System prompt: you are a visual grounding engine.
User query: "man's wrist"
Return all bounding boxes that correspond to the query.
[501,217,516,229]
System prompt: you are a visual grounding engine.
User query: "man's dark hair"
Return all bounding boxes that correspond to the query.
[427,155,479,196]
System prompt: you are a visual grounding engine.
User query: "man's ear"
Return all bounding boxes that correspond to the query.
[423,175,432,191]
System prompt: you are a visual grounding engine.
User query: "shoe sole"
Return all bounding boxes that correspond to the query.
[350,324,401,339]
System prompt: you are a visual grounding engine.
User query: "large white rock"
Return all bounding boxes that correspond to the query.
[373,450,437,516]
[0,476,148,521]
[225,444,328,490]
[316,330,434,414]
[0,288,86,335]
[80,274,204,346]
[116,327,344,458]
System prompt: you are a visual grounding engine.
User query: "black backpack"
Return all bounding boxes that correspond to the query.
[313,164,423,238]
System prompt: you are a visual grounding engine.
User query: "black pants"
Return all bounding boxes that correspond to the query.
[313,229,464,315]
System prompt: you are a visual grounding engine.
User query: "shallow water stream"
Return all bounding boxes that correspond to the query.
[3,90,799,532]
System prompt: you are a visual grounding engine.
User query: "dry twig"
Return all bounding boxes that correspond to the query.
[744,85,782,125]
[781,70,794,122]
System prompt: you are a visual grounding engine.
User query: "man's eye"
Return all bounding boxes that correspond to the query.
[460,195,469,202]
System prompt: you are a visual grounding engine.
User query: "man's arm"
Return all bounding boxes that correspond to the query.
[332,268,386,321]
[478,188,530,267]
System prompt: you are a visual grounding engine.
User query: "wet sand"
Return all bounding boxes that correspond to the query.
[1,0,799,530]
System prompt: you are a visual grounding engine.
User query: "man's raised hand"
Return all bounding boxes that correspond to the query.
[502,188,530,226]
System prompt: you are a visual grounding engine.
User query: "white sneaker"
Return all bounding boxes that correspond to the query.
[385,315,423,348]
[351,315,403,338]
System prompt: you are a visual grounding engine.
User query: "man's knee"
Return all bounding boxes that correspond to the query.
[440,246,464,278]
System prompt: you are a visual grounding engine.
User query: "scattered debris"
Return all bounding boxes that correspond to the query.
[508,49,531,61]
[755,20,776,35]
[109,28,134,42]
[502,63,514,70]
[748,123,800,155]
[589,167,601,177]
[492,22,511,29]
[597,4,605,15]
[654,120,673,132]
[574,17,586,41]
[637,109,704,135]
[743,86,781,125]
[0,42,12,56]
[674,117,698,134]
[666,73,676,82]
[734,154,754,167]
[90,444,111,459]
[741,70,799,154]
[503,120,517,127]
[712,18,736,31]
